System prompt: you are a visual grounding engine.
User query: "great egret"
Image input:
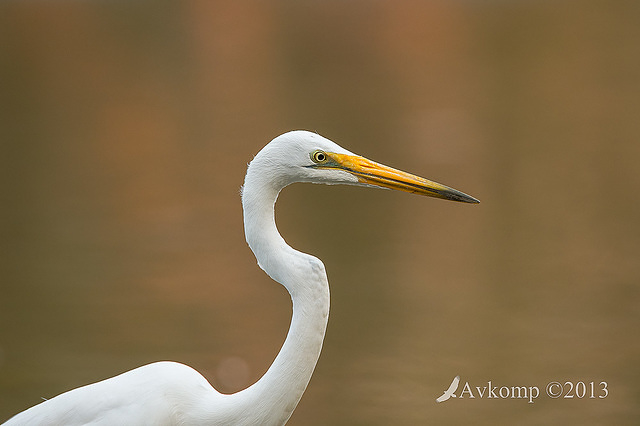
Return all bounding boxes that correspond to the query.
[3,130,479,425]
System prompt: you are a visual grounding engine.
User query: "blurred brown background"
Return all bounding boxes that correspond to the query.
[1,1,639,424]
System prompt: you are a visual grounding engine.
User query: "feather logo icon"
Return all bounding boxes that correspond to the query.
[436,376,460,403]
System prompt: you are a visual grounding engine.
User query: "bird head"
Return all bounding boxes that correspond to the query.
[250,130,479,204]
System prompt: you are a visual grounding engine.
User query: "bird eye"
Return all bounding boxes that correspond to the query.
[311,150,328,163]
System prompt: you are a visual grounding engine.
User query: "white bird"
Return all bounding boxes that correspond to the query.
[436,375,461,403]
[3,130,479,425]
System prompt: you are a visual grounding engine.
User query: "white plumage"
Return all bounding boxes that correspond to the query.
[3,131,478,425]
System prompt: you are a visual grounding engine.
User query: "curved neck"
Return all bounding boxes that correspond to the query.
[228,171,330,425]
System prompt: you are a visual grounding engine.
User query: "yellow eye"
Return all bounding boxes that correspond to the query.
[311,150,328,163]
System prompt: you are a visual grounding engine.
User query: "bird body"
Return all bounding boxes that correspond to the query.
[4,362,221,425]
[3,131,478,425]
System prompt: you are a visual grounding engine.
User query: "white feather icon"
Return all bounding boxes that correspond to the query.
[436,376,460,403]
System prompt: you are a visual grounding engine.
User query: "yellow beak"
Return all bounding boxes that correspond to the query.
[322,152,479,203]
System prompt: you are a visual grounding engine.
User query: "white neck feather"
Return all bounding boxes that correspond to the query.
[225,161,330,425]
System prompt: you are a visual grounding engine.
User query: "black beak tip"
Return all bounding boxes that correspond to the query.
[446,189,480,204]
